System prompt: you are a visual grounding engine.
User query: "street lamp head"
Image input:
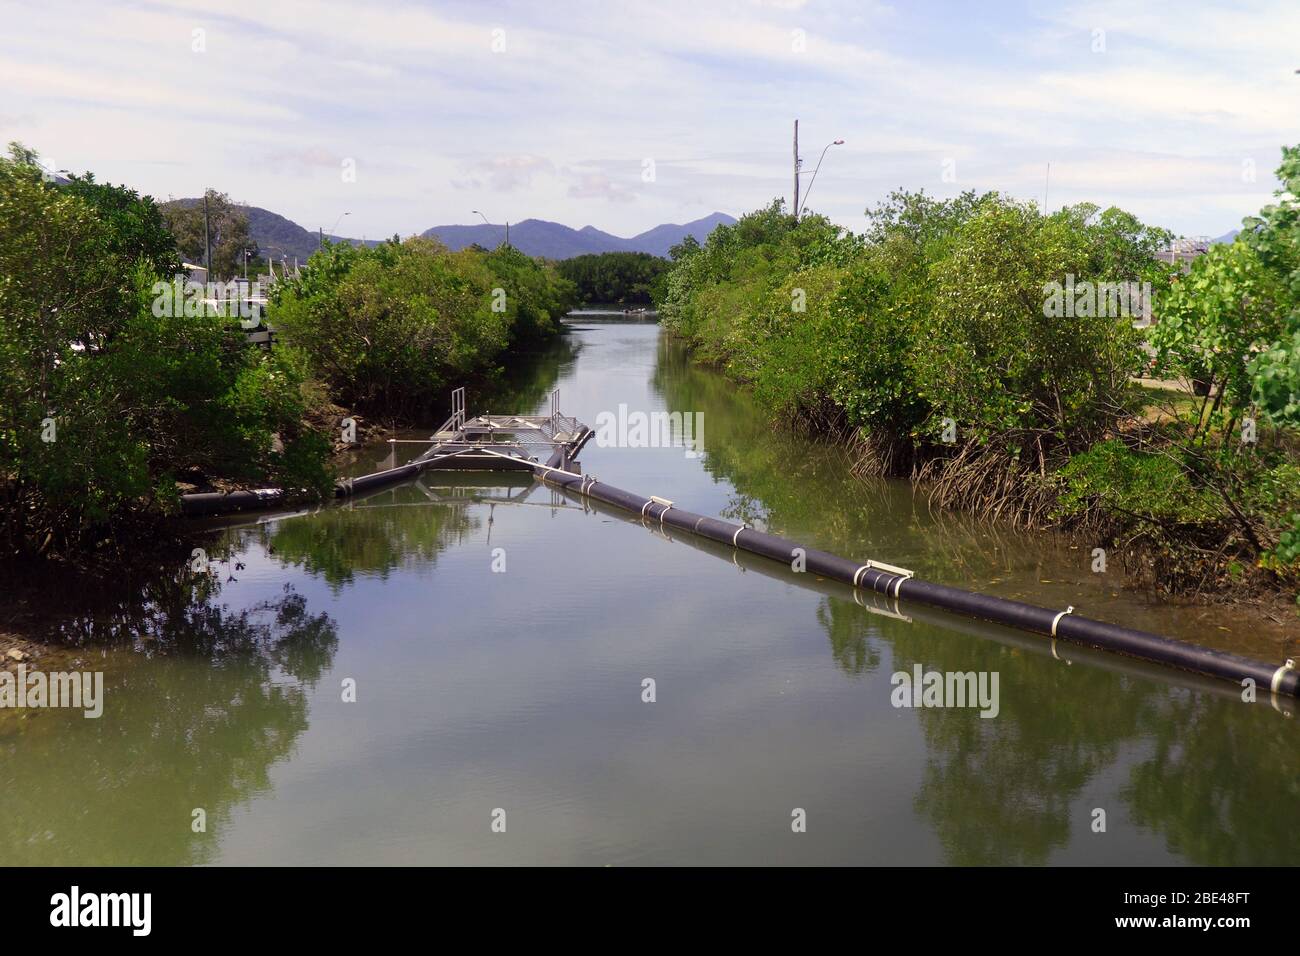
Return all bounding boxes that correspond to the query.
[833,139,845,145]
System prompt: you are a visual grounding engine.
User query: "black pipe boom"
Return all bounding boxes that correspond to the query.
[532,450,1299,700]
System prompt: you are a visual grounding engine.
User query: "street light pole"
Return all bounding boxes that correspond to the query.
[473,210,508,249]
[320,212,351,250]
[799,138,845,219]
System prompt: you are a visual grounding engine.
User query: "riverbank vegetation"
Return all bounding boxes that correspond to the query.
[0,144,575,562]
[556,251,667,305]
[268,238,576,419]
[661,147,1300,600]
[0,145,329,560]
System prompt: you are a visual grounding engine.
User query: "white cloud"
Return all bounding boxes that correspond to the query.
[2,0,1295,237]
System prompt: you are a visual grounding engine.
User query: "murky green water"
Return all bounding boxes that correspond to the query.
[3,320,1297,865]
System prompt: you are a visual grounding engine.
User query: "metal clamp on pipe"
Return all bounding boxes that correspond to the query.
[643,495,673,524]
[640,496,671,517]
[1270,658,1296,695]
[854,559,914,596]
[1050,605,1075,637]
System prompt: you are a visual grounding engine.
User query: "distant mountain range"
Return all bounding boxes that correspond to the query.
[421,213,736,258]
[163,200,735,262]
[163,199,1243,264]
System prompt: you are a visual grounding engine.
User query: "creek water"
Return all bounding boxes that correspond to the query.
[2,319,1296,865]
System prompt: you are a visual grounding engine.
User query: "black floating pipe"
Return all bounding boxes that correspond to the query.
[532,460,1300,699]
[611,502,1298,718]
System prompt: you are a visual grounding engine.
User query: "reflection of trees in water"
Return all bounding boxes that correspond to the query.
[0,584,337,865]
[817,596,882,676]
[1121,693,1300,865]
[719,493,770,529]
[475,330,580,415]
[260,487,480,590]
[886,623,1150,865]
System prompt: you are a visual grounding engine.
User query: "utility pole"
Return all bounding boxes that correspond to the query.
[505,220,510,247]
[792,119,800,221]
[1043,162,1051,214]
[203,191,212,280]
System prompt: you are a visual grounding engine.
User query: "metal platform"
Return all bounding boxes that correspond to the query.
[408,387,589,472]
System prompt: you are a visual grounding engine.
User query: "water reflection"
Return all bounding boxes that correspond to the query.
[1123,692,1300,865]
[0,585,337,865]
[259,485,481,590]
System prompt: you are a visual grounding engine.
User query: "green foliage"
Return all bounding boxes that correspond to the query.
[60,172,181,279]
[662,192,1160,460]
[1055,440,1220,525]
[1268,513,1300,570]
[269,237,575,418]
[1250,327,1300,427]
[0,148,330,556]
[917,200,1154,446]
[160,189,257,279]
[1241,147,1300,430]
[556,251,668,304]
[1240,144,1300,310]
[1152,240,1287,415]
[483,244,578,341]
[1243,463,1300,573]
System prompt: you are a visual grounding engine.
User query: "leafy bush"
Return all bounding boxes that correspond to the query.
[1152,240,1287,418]
[270,238,575,418]
[662,193,1163,459]
[1055,439,1220,525]
[1250,328,1300,427]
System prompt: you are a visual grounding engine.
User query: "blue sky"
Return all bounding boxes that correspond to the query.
[3,0,1297,240]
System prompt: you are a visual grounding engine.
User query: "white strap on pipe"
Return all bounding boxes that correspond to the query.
[853,565,871,587]
[1270,658,1296,695]
[1050,605,1075,637]
[732,526,746,547]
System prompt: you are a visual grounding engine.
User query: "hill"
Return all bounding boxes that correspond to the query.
[163,200,735,261]
[421,212,736,258]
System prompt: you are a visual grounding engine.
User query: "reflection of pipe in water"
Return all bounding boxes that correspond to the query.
[534,450,1300,705]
